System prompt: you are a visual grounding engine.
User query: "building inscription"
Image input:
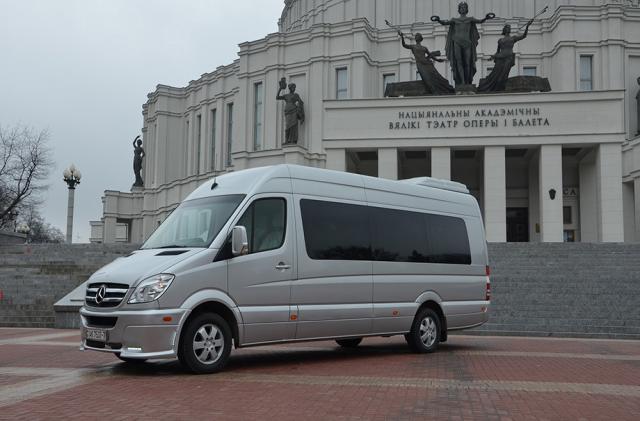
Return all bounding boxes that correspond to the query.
[389,107,551,130]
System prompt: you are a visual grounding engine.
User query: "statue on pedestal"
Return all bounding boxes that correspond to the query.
[132,135,145,187]
[478,20,533,93]
[431,2,495,87]
[399,31,454,95]
[276,78,305,145]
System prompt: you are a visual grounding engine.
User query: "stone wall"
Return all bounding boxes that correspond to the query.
[472,243,640,339]
[0,244,137,328]
[0,243,639,338]
[0,231,27,245]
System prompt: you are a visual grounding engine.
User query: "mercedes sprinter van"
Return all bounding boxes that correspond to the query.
[80,165,490,373]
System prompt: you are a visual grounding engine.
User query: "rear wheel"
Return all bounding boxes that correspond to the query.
[405,308,441,353]
[178,312,232,374]
[335,338,362,348]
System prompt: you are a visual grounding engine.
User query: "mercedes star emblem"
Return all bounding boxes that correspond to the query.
[95,285,107,304]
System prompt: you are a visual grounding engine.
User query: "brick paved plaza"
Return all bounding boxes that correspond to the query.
[1,328,639,420]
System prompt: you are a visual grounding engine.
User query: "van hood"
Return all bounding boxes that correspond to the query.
[87,248,207,287]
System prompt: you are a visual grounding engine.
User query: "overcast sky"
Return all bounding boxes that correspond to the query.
[0,0,283,242]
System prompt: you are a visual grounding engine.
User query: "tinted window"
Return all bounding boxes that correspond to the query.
[300,199,471,265]
[371,207,429,262]
[237,198,286,254]
[300,199,371,260]
[426,214,471,264]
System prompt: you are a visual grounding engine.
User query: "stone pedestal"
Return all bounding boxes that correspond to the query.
[455,84,477,95]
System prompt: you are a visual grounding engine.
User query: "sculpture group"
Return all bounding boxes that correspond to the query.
[391,1,544,96]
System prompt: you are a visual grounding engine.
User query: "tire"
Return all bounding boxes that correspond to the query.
[116,355,148,364]
[335,338,362,348]
[405,308,441,353]
[178,312,232,374]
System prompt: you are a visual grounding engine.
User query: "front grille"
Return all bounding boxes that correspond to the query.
[85,315,118,328]
[86,283,129,308]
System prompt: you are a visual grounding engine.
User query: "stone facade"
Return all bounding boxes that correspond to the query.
[90,0,640,244]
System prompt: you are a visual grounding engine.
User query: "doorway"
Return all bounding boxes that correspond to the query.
[506,208,529,242]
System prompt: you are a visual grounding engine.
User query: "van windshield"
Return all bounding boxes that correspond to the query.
[142,194,245,249]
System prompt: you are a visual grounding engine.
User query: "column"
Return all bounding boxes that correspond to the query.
[130,218,144,244]
[325,148,346,172]
[539,145,563,242]
[596,143,624,242]
[528,150,540,242]
[103,217,117,244]
[483,146,506,242]
[66,188,75,244]
[378,148,398,180]
[431,147,451,180]
[635,179,640,242]
[579,149,598,242]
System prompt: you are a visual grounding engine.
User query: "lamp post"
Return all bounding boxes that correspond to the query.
[63,164,81,244]
[8,210,18,232]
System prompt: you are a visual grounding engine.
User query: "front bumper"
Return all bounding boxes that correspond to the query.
[80,307,188,359]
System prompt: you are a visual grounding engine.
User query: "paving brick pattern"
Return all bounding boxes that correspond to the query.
[1,329,639,420]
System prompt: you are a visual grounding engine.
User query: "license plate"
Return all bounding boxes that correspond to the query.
[86,328,106,342]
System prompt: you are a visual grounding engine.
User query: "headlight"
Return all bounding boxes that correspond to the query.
[128,274,174,304]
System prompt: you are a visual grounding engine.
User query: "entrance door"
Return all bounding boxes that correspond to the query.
[227,194,297,345]
[506,208,529,242]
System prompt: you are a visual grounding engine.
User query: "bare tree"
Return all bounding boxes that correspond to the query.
[0,125,52,229]
[20,207,64,243]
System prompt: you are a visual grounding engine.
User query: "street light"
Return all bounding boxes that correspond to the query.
[63,164,82,244]
[8,210,18,232]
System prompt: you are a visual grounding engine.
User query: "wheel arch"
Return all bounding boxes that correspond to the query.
[415,292,448,342]
[177,290,243,350]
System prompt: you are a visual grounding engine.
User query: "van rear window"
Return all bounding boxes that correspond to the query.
[300,199,471,265]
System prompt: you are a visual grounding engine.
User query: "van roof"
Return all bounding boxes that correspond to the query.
[185,164,472,203]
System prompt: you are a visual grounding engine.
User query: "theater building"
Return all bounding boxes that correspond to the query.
[90,0,640,244]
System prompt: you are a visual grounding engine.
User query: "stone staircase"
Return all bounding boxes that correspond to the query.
[0,244,137,328]
[0,243,639,338]
[470,243,640,339]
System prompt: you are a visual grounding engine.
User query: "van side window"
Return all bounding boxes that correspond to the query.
[370,208,471,265]
[300,198,471,265]
[370,207,429,263]
[426,214,471,264]
[236,198,286,254]
[300,199,371,260]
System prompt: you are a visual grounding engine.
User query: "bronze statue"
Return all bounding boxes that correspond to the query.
[276,78,305,145]
[478,20,533,93]
[132,135,145,187]
[431,2,495,87]
[399,31,454,95]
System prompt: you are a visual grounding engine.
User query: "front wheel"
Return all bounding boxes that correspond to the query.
[405,308,441,353]
[335,338,362,348]
[178,312,232,374]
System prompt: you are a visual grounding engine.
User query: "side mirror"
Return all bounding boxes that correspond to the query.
[231,226,249,257]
